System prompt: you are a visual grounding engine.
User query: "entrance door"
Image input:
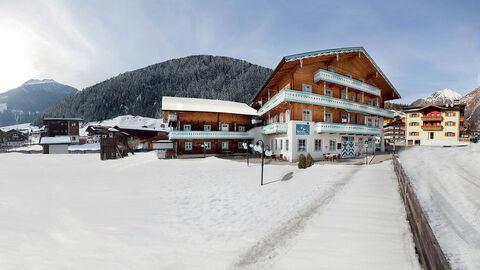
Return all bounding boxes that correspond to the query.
[430,132,434,139]
[341,136,355,158]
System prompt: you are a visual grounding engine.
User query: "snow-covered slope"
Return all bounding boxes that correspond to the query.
[411,89,463,106]
[401,144,480,270]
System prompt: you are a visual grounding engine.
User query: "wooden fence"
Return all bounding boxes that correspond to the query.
[392,154,450,270]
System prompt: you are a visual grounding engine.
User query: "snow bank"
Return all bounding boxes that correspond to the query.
[0,154,418,269]
[401,144,480,270]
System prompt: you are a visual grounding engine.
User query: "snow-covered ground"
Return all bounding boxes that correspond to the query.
[401,144,480,270]
[0,153,418,269]
[7,143,100,151]
[0,123,36,131]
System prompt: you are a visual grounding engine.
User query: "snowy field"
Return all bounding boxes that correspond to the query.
[401,144,480,270]
[0,153,418,269]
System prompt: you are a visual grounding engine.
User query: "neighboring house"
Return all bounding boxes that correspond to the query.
[39,136,71,154]
[2,129,29,147]
[384,116,405,145]
[139,134,171,150]
[43,117,83,144]
[404,103,467,146]
[250,47,399,161]
[162,96,258,157]
[113,126,168,140]
[86,125,110,143]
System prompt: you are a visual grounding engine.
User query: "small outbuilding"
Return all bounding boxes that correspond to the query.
[39,136,71,154]
[100,128,134,160]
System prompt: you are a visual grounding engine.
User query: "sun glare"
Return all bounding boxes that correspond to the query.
[0,21,37,92]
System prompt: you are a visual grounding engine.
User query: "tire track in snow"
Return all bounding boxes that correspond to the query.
[230,166,362,270]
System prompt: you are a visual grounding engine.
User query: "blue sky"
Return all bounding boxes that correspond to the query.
[0,0,478,103]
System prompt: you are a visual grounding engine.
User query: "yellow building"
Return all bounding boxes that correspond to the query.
[405,103,468,146]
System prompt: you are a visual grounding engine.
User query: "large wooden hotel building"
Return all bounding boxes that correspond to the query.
[164,47,400,161]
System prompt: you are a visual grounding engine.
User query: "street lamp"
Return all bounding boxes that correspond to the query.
[200,143,207,158]
[249,140,270,186]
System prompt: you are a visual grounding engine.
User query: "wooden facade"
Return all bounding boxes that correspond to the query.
[43,117,82,144]
[99,128,134,160]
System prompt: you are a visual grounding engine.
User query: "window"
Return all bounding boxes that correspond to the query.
[273,139,277,150]
[314,139,322,151]
[410,122,419,126]
[274,115,278,123]
[358,96,364,103]
[345,72,352,78]
[446,132,455,137]
[185,142,193,151]
[367,118,373,127]
[183,124,191,131]
[368,99,373,106]
[285,139,289,151]
[410,132,418,136]
[302,109,312,121]
[279,139,283,150]
[350,95,355,102]
[329,67,337,73]
[238,126,245,132]
[341,92,347,99]
[410,113,418,117]
[204,142,211,150]
[350,115,355,124]
[237,142,246,149]
[285,110,290,121]
[298,139,306,152]
[222,141,229,150]
[302,83,312,93]
[325,112,333,123]
[446,112,455,117]
[279,113,284,123]
[329,139,336,151]
[341,114,348,123]
[436,113,440,116]
[375,118,379,127]
[446,121,454,126]
[358,115,363,124]
[71,122,76,127]
[325,89,333,97]
[375,100,379,107]
[204,124,211,131]
[221,123,229,131]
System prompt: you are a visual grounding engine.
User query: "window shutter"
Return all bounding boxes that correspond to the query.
[452,132,455,136]
[453,112,456,116]
[453,122,456,126]
[445,132,448,136]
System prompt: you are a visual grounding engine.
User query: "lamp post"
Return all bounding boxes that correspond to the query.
[249,140,267,186]
[242,142,249,167]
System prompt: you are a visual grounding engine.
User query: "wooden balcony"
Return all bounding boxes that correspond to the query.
[262,122,288,134]
[313,68,381,97]
[257,89,394,118]
[460,116,465,121]
[459,137,470,142]
[460,126,465,131]
[169,131,253,140]
[421,116,443,121]
[421,125,443,131]
[314,122,381,135]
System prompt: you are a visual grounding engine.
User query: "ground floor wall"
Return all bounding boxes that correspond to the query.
[264,121,377,162]
[175,139,250,156]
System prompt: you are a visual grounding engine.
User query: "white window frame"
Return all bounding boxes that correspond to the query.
[183,124,191,131]
[302,83,312,93]
[285,110,290,121]
[298,139,306,152]
[204,141,211,150]
[302,109,312,121]
[204,124,211,131]
[238,125,245,132]
[279,112,284,123]
[185,142,193,151]
[325,112,333,123]
[329,139,336,151]
[221,123,229,131]
[238,141,246,149]
[221,141,229,150]
[341,114,348,123]
[314,139,322,151]
[325,89,333,97]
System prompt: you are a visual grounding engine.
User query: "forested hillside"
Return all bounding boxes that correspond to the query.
[35,55,272,125]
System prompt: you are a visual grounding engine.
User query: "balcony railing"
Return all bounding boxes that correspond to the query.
[460,116,465,121]
[262,122,288,134]
[169,131,254,140]
[460,126,465,131]
[313,68,381,97]
[314,122,381,135]
[257,89,394,119]
[421,125,443,131]
[421,116,443,121]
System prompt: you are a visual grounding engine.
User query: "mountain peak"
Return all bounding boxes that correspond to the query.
[411,88,462,106]
[22,79,57,86]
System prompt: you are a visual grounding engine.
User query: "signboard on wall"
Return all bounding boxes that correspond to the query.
[296,124,310,135]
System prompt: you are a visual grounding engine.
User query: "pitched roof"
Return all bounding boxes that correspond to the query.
[39,136,71,145]
[162,96,258,116]
[253,47,400,103]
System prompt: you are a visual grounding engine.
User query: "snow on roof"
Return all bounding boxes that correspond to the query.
[162,96,258,116]
[39,136,71,145]
[152,140,173,143]
[43,117,83,121]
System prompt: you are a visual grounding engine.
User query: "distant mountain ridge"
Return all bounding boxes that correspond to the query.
[410,89,462,107]
[0,79,78,126]
[35,55,272,126]
[410,87,480,129]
